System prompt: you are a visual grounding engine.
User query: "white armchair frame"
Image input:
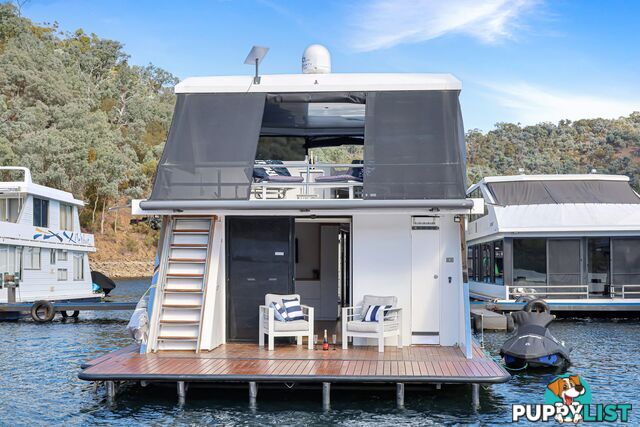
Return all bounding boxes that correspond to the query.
[341,305,402,353]
[258,294,314,351]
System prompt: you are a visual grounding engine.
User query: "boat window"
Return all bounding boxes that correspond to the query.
[0,197,22,223]
[73,253,84,281]
[33,198,49,227]
[23,247,41,270]
[57,268,68,281]
[467,240,503,284]
[50,249,56,265]
[513,239,547,285]
[548,239,581,287]
[59,204,74,231]
[588,238,610,286]
[0,245,21,280]
[494,241,504,285]
[612,238,640,285]
[58,250,68,261]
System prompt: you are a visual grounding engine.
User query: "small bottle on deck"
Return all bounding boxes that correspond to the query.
[322,329,329,351]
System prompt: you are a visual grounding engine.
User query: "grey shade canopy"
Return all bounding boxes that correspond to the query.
[363,91,467,199]
[488,180,640,205]
[150,93,266,200]
[148,89,468,202]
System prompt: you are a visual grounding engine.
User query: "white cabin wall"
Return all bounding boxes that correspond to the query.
[18,195,33,226]
[438,215,463,347]
[352,214,412,345]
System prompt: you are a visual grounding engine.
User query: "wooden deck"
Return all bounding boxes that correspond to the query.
[79,343,509,384]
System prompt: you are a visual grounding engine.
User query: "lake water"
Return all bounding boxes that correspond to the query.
[0,278,638,425]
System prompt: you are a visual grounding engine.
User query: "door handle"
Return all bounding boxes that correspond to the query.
[434,274,439,279]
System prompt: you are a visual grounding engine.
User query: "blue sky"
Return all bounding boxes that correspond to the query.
[21,0,640,131]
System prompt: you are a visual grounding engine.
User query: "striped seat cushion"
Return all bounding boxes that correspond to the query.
[362,304,392,322]
[270,301,288,322]
[282,297,305,321]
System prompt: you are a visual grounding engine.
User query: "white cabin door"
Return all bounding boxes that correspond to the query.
[410,217,440,344]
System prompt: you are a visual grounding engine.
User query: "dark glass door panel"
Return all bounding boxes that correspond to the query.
[227,216,294,341]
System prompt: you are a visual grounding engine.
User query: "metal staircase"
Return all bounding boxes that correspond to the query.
[150,217,214,352]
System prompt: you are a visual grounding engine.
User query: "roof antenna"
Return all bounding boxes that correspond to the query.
[244,46,269,85]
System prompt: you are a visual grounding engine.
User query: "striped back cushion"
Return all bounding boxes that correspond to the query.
[282,297,304,321]
[270,301,288,322]
[362,304,392,322]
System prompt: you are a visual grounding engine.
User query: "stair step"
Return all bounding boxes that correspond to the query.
[169,258,207,263]
[160,320,201,325]
[158,337,198,341]
[167,273,204,279]
[162,304,202,309]
[164,289,203,293]
[170,244,208,248]
[172,229,210,233]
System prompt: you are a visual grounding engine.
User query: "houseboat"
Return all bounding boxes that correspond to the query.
[79,48,509,406]
[0,167,96,304]
[467,174,640,315]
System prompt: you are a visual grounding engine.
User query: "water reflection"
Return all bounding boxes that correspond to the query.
[0,278,638,425]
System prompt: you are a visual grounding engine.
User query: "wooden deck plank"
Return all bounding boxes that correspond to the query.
[80,343,509,383]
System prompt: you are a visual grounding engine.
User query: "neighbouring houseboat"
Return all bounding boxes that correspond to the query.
[0,167,97,305]
[467,174,640,315]
[79,47,508,406]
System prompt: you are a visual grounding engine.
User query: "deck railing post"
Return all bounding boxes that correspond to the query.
[396,383,405,409]
[322,382,331,411]
[249,382,258,409]
[177,381,186,405]
[471,383,480,411]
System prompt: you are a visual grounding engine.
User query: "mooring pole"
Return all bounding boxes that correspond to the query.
[249,382,258,409]
[471,383,480,411]
[396,383,405,409]
[177,381,186,405]
[322,382,331,411]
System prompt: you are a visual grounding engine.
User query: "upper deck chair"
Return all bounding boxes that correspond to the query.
[313,159,363,183]
[259,293,315,351]
[342,295,402,353]
[253,160,304,198]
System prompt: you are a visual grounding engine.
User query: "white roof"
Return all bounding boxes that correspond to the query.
[175,73,461,94]
[493,204,640,234]
[467,174,629,194]
[0,167,84,206]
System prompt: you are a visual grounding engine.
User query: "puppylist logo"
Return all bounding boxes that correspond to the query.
[512,374,632,423]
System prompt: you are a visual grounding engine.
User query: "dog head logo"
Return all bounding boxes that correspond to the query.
[547,375,586,406]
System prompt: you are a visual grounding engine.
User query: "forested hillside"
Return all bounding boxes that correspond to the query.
[0,3,176,235]
[1,1,639,236]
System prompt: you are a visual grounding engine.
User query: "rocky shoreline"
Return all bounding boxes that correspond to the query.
[90,260,154,279]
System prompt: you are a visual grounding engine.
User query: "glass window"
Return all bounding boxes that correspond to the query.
[0,197,22,222]
[513,239,547,285]
[467,246,475,281]
[57,250,68,261]
[481,243,492,283]
[612,238,640,285]
[73,254,84,281]
[50,249,56,265]
[494,240,504,285]
[548,239,581,286]
[23,247,41,270]
[588,238,610,286]
[1,245,20,276]
[57,269,68,281]
[33,198,49,227]
[59,204,74,231]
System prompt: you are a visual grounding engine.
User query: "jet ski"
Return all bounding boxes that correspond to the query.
[91,271,117,296]
[500,299,571,370]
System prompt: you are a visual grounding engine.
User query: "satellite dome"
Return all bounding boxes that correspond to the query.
[302,44,331,74]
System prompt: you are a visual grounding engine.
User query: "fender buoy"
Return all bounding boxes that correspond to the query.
[60,310,80,319]
[30,300,55,322]
[523,298,550,313]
